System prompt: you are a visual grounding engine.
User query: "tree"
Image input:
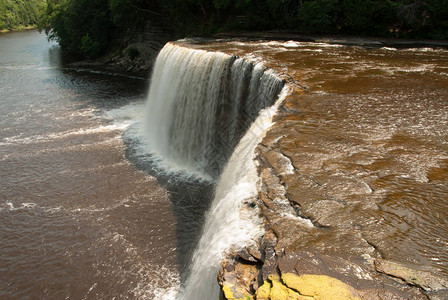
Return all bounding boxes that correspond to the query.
[39,0,116,58]
[298,0,340,33]
[0,0,46,31]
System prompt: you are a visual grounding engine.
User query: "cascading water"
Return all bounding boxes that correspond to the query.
[179,89,288,299]
[144,42,286,299]
[145,43,284,179]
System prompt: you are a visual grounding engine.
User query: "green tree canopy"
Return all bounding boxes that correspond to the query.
[0,0,46,31]
[37,0,448,58]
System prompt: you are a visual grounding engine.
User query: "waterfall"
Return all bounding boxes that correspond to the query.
[145,43,284,179]
[144,42,286,299]
[179,88,288,299]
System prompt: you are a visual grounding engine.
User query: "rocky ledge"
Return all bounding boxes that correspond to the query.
[218,80,448,299]
[66,23,173,78]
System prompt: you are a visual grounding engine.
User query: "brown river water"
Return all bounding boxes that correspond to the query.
[0,31,215,299]
[193,39,448,279]
[1,30,447,299]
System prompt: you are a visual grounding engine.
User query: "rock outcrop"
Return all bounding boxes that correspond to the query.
[218,88,448,300]
[174,38,448,300]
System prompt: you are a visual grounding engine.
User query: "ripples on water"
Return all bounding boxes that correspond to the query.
[0,31,191,299]
[2,31,448,299]
[204,40,448,276]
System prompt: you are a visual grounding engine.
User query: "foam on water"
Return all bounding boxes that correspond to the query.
[143,43,284,180]
[0,123,128,146]
[179,86,289,299]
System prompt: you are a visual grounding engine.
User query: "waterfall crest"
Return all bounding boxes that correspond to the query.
[145,43,284,179]
[179,87,288,299]
[144,42,287,299]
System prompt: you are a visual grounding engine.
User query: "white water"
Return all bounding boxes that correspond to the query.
[144,42,287,299]
[179,87,288,299]
[145,43,284,179]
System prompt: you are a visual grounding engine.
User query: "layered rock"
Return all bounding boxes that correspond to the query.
[217,72,448,300]
[172,39,448,300]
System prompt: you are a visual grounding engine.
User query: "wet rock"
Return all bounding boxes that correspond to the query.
[323,175,373,201]
[219,258,259,300]
[235,247,262,263]
[264,149,295,176]
[261,248,277,282]
[248,245,263,262]
[279,251,380,289]
[282,173,329,207]
[230,241,263,263]
[299,199,345,228]
[375,259,448,292]
[260,167,288,202]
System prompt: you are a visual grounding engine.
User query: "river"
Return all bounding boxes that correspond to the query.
[1,30,448,299]
[0,30,200,299]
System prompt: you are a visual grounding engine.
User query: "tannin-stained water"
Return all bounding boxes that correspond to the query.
[2,30,448,300]
[193,40,448,277]
[0,32,283,300]
[143,43,285,299]
[0,30,186,299]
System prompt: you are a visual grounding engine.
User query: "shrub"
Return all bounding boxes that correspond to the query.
[298,0,340,33]
[126,46,140,60]
[80,33,101,58]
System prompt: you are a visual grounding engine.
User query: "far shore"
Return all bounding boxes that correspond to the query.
[0,26,37,34]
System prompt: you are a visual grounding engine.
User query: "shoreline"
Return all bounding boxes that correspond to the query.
[54,31,448,80]
[0,26,38,34]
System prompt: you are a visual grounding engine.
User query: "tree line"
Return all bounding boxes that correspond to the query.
[38,0,448,58]
[0,0,46,31]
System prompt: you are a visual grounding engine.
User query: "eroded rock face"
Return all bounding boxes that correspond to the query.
[202,40,448,300]
[375,259,448,292]
[218,90,445,300]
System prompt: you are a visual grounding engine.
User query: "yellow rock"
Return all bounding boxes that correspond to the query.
[287,288,314,300]
[270,275,289,300]
[255,281,271,300]
[223,284,236,300]
[256,275,314,300]
[281,273,361,300]
[223,283,253,300]
[268,274,281,281]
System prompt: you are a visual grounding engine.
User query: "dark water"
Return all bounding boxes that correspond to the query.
[0,30,210,299]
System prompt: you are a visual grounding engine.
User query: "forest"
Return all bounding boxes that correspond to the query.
[37,0,448,58]
[0,0,46,31]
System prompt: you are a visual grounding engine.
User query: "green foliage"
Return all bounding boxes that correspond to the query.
[108,0,164,31]
[39,0,116,58]
[0,0,46,31]
[38,0,447,58]
[424,0,448,40]
[342,0,397,36]
[298,0,340,33]
[81,33,101,58]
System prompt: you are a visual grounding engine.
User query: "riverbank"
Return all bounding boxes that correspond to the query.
[59,32,448,81]
[0,26,37,34]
